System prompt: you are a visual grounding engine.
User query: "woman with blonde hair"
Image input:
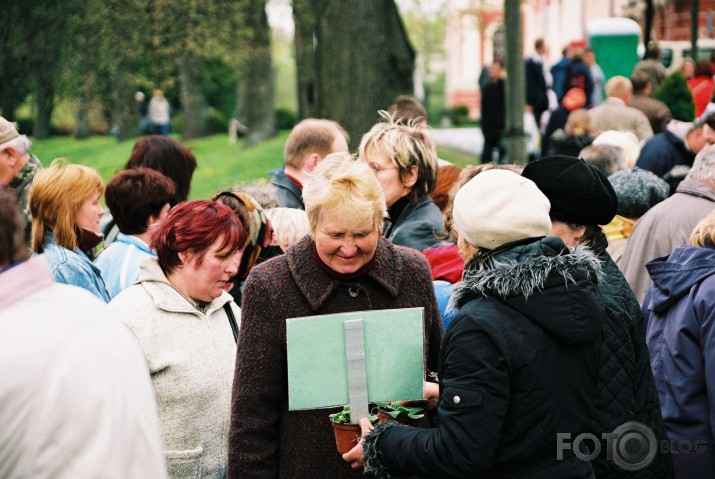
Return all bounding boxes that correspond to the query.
[29,160,109,302]
[643,207,715,478]
[546,108,596,157]
[229,152,443,478]
[359,112,443,251]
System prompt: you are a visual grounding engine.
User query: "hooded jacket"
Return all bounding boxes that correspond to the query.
[109,258,239,479]
[364,236,605,478]
[643,245,715,478]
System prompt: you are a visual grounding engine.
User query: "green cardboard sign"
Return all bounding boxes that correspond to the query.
[286,307,424,410]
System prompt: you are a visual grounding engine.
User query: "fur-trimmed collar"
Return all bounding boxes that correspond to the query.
[450,238,603,310]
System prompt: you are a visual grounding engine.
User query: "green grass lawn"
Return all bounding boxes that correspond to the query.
[29,132,477,200]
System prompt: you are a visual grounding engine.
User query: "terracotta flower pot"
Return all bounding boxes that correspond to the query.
[331,422,362,454]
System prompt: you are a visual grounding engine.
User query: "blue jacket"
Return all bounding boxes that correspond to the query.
[643,245,715,477]
[433,280,455,331]
[40,234,110,303]
[384,195,444,252]
[636,130,695,194]
[94,233,155,299]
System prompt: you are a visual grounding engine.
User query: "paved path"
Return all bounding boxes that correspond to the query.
[428,127,483,156]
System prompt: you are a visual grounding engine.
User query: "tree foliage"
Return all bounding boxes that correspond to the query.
[653,71,695,122]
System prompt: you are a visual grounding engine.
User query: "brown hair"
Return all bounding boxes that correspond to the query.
[0,188,29,266]
[125,136,197,204]
[387,95,428,125]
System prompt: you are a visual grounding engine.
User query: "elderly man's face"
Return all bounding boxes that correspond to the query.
[0,149,14,187]
[688,127,709,153]
[704,124,715,147]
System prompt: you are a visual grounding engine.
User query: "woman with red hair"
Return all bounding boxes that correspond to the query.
[108,199,246,478]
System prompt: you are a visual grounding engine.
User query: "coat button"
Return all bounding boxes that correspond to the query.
[348,287,359,298]
[453,395,461,404]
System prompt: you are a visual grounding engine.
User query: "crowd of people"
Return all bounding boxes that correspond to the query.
[1,66,714,479]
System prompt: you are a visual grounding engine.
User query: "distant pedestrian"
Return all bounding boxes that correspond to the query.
[550,45,573,102]
[583,48,605,105]
[632,42,669,94]
[687,60,715,118]
[630,70,672,134]
[480,59,506,163]
[525,38,550,127]
[136,91,150,134]
[564,48,594,106]
[589,76,654,142]
[148,89,171,136]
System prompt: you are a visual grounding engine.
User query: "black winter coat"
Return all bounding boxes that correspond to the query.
[364,237,606,478]
[588,232,674,478]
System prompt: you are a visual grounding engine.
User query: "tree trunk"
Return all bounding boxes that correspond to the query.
[33,79,54,139]
[115,78,138,141]
[310,0,414,147]
[1,91,17,122]
[178,56,209,139]
[293,0,320,119]
[504,0,526,165]
[236,0,276,147]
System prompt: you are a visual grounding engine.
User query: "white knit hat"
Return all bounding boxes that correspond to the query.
[453,169,552,250]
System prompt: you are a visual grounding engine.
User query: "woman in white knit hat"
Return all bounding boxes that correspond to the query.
[344,169,606,479]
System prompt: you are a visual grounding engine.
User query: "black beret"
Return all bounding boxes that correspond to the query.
[522,155,619,226]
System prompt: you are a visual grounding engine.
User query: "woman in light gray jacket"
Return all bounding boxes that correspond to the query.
[109,200,246,478]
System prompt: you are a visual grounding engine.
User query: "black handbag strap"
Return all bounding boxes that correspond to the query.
[223,303,238,343]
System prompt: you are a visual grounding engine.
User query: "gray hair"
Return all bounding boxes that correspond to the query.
[1,134,32,155]
[687,145,715,183]
[579,144,626,177]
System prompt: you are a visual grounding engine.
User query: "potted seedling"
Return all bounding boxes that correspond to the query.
[329,405,377,454]
[375,401,425,425]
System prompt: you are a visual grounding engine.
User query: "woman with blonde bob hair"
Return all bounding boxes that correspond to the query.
[359,111,443,251]
[643,208,715,478]
[228,152,443,478]
[29,160,109,302]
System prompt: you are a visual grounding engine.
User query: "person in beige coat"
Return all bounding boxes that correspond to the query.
[588,75,654,142]
[109,200,246,478]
